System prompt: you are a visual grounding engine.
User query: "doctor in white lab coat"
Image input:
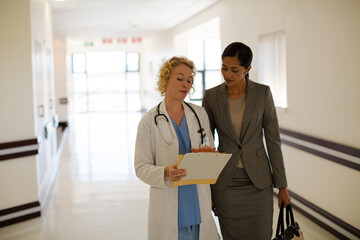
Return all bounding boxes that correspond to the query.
[134,56,220,240]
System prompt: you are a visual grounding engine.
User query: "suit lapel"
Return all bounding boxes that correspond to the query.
[240,79,256,141]
[217,83,241,145]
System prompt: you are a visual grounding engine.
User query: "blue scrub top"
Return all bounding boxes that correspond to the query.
[170,114,201,229]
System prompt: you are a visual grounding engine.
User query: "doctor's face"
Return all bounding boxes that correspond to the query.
[165,64,194,101]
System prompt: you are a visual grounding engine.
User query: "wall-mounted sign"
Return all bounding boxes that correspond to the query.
[131,37,142,43]
[59,97,68,104]
[117,37,127,44]
[102,38,113,44]
[84,41,94,47]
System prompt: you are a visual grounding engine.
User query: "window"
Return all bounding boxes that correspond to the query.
[188,39,221,101]
[126,52,140,72]
[86,52,126,73]
[70,51,141,112]
[258,31,287,108]
[72,53,86,73]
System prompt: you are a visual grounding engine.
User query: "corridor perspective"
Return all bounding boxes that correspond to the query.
[0,112,339,239]
[1,0,359,239]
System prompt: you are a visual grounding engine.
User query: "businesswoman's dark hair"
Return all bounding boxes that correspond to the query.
[221,42,253,80]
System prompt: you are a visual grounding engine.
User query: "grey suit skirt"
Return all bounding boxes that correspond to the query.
[212,168,273,240]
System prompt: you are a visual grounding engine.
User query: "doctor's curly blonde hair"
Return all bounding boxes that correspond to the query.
[157,56,196,96]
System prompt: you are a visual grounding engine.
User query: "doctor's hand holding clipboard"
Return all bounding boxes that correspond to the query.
[165,146,218,182]
[164,163,187,182]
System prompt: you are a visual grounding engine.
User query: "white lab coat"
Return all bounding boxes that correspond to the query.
[134,101,220,240]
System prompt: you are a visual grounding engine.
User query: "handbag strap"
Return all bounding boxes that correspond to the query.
[286,204,295,226]
[276,202,285,237]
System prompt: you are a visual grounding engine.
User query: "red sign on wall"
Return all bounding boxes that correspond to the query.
[117,38,128,44]
[131,37,142,43]
[102,38,113,44]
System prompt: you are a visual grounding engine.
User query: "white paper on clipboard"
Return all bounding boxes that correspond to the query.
[173,152,232,187]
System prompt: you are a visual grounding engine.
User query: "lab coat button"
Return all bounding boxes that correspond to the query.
[173,229,177,233]
[173,205,176,209]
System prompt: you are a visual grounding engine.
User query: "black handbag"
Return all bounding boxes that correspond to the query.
[273,203,304,240]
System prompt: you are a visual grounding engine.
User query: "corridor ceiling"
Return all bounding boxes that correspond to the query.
[50,0,220,38]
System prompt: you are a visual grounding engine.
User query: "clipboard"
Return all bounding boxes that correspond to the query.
[173,152,232,187]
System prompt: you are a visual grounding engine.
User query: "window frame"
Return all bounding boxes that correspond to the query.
[188,39,221,101]
[258,30,288,110]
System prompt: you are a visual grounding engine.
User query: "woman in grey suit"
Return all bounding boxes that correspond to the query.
[202,42,291,240]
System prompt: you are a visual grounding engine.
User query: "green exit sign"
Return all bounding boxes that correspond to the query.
[84,41,94,47]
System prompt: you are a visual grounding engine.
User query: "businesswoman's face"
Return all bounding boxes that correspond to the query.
[165,64,194,101]
[221,56,251,87]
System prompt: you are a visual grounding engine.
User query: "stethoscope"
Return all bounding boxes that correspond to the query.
[154,101,205,146]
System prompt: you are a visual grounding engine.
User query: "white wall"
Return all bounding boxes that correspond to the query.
[31,0,60,206]
[231,0,360,148]
[141,0,238,110]
[31,0,55,127]
[229,0,360,228]
[142,31,174,109]
[0,0,39,210]
[142,0,360,229]
[0,0,35,142]
[0,157,38,208]
[0,0,59,211]
[54,35,68,122]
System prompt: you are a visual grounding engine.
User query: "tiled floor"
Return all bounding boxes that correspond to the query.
[0,112,338,240]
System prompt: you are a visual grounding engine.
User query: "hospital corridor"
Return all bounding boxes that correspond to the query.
[0,111,340,239]
[0,0,359,239]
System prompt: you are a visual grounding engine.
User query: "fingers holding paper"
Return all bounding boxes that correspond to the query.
[164,164,187,182]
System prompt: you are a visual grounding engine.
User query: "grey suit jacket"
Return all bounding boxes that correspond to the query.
[202,80,288,191]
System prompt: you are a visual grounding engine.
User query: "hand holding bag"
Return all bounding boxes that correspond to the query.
[273,203,305,240]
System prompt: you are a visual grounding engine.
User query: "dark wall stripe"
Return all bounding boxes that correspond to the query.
[281,139,360,171]
[287,190,360,238]
[0,212,41,228]
[290,203,350,240]
[0,150,39,162]
[279,128,360,158]
[0,139,38,150]
[0,201,40,216]
[0,138,39,161]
